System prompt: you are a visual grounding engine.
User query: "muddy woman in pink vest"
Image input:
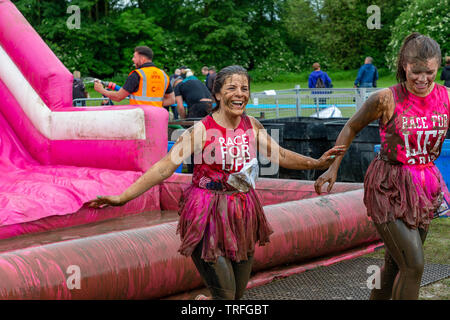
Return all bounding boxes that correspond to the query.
[315,33,450,300]
[87,65,345,300]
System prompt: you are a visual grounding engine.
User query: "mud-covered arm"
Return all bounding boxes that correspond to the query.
[250,117,345,170]
[87,122,205,207]
[329,90,390,168]
[314,88,392,194]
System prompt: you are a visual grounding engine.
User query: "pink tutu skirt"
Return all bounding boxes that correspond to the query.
[176,185,273,263]
[364,157,449,229]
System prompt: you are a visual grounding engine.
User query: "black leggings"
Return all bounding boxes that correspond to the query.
[191,241,254,300]
[370,219,428,300]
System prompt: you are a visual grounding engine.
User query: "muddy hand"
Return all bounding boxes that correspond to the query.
[328,145,346,157]
[316,145,346,170]
[314,168,338,195]
[86,195,124,209]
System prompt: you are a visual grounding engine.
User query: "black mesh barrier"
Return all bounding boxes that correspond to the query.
[243,257,450,300]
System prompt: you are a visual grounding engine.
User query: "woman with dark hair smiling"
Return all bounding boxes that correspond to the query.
[87,65,345,300]
[315,33,450,300]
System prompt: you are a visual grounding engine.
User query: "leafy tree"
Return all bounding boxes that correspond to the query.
[13,0,167,78]
[282,0,328,69]
[386,0,450,70]
[319,0,408,70]
[247,0,301,80]
[167,0,253,71]
[11,0,423,81]
[282,0,408,70]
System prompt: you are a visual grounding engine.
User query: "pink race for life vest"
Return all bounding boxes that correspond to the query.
[379,83,449,165]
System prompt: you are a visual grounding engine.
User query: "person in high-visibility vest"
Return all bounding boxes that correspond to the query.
[94,46,175,107]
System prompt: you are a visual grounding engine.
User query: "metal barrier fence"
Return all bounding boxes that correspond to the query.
[73,87,382,120]
[248,87,382,119]
[72,97,126,107]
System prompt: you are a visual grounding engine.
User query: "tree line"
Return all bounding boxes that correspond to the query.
[13,0,449,81]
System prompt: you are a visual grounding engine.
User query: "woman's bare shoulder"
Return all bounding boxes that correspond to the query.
[375,88,394,105]
[247,115,264,129]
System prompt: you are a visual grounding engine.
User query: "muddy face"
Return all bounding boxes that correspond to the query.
[404,58,439,97]
[214,74,250,118]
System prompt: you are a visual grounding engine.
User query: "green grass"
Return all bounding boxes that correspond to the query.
[250,69,398,92]
[83,69,399,107]
[365,218,450,300]
[86,67,450,101]
[365,218,450,264]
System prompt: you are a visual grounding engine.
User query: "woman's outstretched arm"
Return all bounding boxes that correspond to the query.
[314,88,392,194]
[250,117,346,171]
[86,122,205,208]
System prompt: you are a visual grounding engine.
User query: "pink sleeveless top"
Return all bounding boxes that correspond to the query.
[191,114,257,191]
[379,83,449,164]
[364,83,449,228]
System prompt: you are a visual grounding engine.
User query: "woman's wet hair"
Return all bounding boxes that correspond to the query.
[211,65,250,113]
[396,32,441,82]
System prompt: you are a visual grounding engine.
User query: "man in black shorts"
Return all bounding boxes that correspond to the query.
[175,69,213,119]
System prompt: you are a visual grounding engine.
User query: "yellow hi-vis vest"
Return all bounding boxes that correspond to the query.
[128,66,169,107]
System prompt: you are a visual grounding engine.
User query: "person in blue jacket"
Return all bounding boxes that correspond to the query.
[308,62,332,105]
[354,57,379,88]
[308,62,332,89]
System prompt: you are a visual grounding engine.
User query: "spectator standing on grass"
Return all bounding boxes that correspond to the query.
[308,63,332,105]
[440,56,450,87]
[72,70,89,106]
[202,66,209,86]
[170,68,181,84]
[179,66,188,79]
[354,57,379,88]
[308,62,332,89]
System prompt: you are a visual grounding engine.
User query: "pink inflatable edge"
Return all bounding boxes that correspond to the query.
[0,174,363,241]
[0,0,170,238]
[0,1,169,172]
[0,78,169,171]
[0,0,72,110]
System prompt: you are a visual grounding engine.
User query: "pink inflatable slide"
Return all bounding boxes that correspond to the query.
[0,0,169,239]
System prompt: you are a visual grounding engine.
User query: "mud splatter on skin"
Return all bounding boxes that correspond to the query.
[381,112,406,163]
[375,87,405,162]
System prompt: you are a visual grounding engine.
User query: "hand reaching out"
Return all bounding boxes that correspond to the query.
[314,168,338,195]
[315,145,346,170]
[313,145,346,195]
[85,195,125,209]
